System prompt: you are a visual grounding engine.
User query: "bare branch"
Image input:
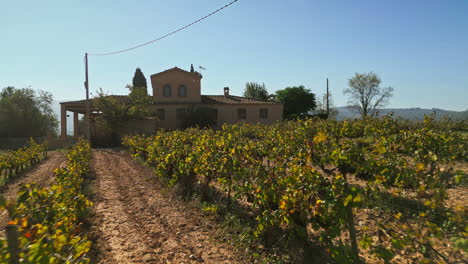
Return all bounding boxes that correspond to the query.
[344,73,393,118]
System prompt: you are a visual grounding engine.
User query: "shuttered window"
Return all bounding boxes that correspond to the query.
[238,108,246,120]
[163,85,171,97]
[178,85,187,97]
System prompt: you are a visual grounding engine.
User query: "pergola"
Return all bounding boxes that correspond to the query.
[59,99,97,139]
[60,96,131,139]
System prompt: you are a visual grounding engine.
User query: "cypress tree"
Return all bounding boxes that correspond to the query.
[132,68,148,94]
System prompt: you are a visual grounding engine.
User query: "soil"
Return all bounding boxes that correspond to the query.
[0,151,67,233]
[88,149,245,264]
[2,148,464,263]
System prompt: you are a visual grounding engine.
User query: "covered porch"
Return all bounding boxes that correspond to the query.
[59,99,96,139]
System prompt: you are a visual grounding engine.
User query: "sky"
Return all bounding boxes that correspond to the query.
[1,0,467,111]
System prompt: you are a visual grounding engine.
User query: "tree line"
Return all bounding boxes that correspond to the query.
[243,71,393,119]
[0,87,57,138]
[0,68,393,139]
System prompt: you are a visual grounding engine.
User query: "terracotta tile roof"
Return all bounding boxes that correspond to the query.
[61,95,135,105]
[62,95,279,105]
[201,95,279,105]
[150,67,202,79]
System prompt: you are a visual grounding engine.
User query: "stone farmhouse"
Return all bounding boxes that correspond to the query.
[60,66,283,139]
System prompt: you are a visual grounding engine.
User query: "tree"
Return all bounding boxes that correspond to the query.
[181,106,217,129]
[132,68,147,94]
[315,92,338,119]
[275,85,316,119]
[344,72,394,118]
[94,85,151,145]
[243,82,269,101]
[0,86,58,137]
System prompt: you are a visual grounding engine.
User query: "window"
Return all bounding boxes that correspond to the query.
[176,108,186,120]
[237,108,246,120]
[259,108,268,119]
[178,85,187,97]
[163,85,171,97]
[157,109,165,120]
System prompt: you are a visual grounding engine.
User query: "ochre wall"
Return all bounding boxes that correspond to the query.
[149,103,283,130]
[150,104,195,130]
[150,69,202,104]
[215,104,283,126]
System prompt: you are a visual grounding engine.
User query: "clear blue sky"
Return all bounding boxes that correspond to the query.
[2,0,467,110]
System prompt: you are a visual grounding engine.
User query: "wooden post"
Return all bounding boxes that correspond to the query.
[6,224,19,264]
[84,53,91,141]
[343,176,359,261]
[346,204,359,259]
[326,78,330,119]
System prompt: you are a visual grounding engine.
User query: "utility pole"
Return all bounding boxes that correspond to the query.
[326,78,330,118]
[84,53,91,141]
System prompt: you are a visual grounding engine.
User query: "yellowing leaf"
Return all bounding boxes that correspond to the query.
[279,201,286,210]
[394,212,402,220]
[353,194,362,203]
[416,163,425,172]
[313,132,327,144]
[343,195,353,206]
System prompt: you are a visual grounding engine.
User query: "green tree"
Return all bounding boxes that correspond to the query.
[132,67,148,94]
[344,72,394,118]
[181,106,218,129]
[243,82,269,101]
[0,86,58,137]
[94,86,151,144]
[275,85,316,119]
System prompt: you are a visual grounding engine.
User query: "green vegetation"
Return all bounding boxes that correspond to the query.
[181,106,218,129]
[0,138,92,263]
[94,86,151,145]
[243,82,269,101]
[0,87,58,138]
[132,67,148,94]
[0,139,46,186]
[275,85,317,119]
[123,115,466,263]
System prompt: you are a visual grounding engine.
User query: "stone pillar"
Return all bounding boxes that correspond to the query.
[60,104,67,139]
[73,112,79,138]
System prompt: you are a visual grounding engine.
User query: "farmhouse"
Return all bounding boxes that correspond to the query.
[60,66,283,138]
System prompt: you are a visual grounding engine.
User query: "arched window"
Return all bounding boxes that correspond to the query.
[163,84,171,97]
[178,85,187,97]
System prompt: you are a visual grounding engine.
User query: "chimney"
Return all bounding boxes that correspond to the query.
[224,87,230,97]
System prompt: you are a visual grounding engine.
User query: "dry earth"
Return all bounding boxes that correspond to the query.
[88,149,245,264]
[0,151,67,233]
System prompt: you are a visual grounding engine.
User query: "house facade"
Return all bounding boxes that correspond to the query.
[59,66,283,138]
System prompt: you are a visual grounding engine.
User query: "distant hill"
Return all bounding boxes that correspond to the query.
[335,107,468,121]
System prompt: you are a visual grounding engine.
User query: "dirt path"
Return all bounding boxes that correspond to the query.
[89,149,244,264]
[0,151,67,231]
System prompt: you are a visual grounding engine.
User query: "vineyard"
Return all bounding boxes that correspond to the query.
[0,139,92,263]
[123,116,467,263]
[0,139,47,186]
[0,117,466,263]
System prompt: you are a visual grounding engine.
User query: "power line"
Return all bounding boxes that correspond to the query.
[89,0,239,56]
